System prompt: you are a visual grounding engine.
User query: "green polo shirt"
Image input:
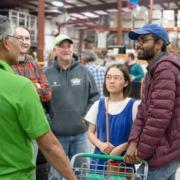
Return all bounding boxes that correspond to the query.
[0,60,50,180]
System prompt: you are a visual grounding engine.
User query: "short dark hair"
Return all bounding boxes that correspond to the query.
[151,34,167,52]
[81,50,96,63]
[84,36,94,43]
[128,53,135,60]
[103,64,132,98]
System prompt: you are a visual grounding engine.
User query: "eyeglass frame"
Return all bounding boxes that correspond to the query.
[15,35,31,41]
[106,75,125,81]
[0,34,19,43]
[135,38,155,47]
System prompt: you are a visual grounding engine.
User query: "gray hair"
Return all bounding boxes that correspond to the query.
[81,50,97,63]
[0,15,12,40]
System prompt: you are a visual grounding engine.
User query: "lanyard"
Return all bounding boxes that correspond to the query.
[105,97,110,143]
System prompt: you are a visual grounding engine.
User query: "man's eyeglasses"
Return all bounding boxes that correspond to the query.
[16,35,30,41]
[6,35,19,41]
[106,75,124,81]
[135,38,154,46]
[0,35,19,43]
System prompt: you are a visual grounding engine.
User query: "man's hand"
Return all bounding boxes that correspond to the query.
[98,142,115,154]
[37,131,76,180]
[124,142,139,164]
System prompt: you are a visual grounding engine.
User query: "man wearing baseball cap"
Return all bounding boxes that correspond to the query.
[125,24,180,179]
[54,34,73,46]
[46,34,99,179]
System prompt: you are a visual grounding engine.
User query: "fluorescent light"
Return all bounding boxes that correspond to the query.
[52,1,64,7]
[83,12,98,18]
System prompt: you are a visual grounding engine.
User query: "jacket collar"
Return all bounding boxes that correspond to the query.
[147,52,168,72]
[18,55,31,64]
[53,57,78,71]
[0,60,14,73]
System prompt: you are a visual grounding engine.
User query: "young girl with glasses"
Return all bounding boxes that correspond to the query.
[85,63,140,171]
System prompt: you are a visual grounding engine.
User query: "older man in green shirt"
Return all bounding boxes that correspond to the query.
[0,15,76,180]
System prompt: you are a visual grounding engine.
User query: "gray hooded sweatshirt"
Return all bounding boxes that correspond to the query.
[45,59,99,136]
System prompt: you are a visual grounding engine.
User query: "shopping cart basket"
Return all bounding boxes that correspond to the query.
[71,153,148,180]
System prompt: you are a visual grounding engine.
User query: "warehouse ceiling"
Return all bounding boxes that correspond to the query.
[0,0,179,28]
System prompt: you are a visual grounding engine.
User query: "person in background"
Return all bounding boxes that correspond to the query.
[81,50,106,98]
[46,49,56,67]
[125,52,144,99]
[12,26,51,180]
[105,55,124,68]
[84,36,95,51]
[45,34,99,180]
[125,23,180,180]
[0,15,76,180]
[85,64,140,170]
[31,51,38,63]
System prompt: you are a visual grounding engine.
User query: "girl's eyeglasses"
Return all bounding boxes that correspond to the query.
[106,75,124,81]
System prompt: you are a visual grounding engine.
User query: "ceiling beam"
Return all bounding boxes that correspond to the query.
[75,24,97,30]
[98,0,106,3]
[78,0,91,5]
[173,0,180,9]
[61,0,76,7]
[78,0,101,16]
[161,4,167,9]
[0,0,32,7]
[56,0,96,19]
[58,17,99,26]
[66,2,128,14]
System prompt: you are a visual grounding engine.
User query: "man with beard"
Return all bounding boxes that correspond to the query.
[124,24,180,179]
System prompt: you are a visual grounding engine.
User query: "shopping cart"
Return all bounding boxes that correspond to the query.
[71,153,148,180]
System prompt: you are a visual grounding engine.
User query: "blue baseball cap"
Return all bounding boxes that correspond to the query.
[129,24,170,45]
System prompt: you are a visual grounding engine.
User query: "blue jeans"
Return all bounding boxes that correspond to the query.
[48,132,89,180]
[137,158,180,180]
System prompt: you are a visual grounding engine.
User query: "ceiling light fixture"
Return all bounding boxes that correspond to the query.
[83,12,97,18]
[52,1,64,7]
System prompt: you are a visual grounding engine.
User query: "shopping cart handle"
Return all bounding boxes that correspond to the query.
[83,153,125,161]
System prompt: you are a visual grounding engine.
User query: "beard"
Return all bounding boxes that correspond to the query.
[137,45,156,61]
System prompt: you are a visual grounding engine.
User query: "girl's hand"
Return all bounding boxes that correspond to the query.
[110,143,128,156]
[98,142,115,154]
[109,147,122,156]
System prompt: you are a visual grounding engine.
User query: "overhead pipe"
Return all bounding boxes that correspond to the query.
[117,0,123,45]
[149,0,154,23]
[37,0,45,63]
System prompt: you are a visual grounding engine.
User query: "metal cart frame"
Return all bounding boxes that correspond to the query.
[71,153,148,180]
